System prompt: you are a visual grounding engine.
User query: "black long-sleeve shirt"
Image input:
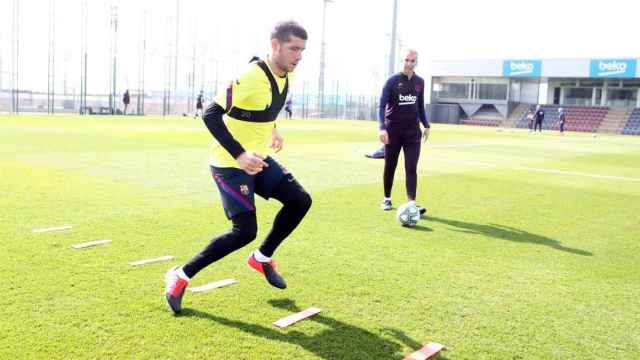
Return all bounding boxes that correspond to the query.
[378,73,429,130]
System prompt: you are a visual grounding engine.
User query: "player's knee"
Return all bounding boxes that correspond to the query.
[231,214,258,245]
[284,189,312,213]
[235,223,257,245]
[297,191,312,213]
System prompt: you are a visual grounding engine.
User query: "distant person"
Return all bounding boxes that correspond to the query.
[284,98,293,119]
[534,105,545,133]
[526,108,535,132]
[195,91,205,118]
[122,90,130,115]
[558,107,566,134]
[377,48,429,214]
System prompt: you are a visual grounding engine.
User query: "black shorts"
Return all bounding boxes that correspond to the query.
[211,157,290,218]
[196,103,203,110]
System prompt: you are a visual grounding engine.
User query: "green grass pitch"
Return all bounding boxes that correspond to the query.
[2,115,639,359]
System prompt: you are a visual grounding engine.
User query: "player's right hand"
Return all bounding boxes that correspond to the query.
[422,127,430,142]
[379,129,389,145]
[237,152,269,175]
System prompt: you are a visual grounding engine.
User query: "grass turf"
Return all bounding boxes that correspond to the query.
[1,115,639,359]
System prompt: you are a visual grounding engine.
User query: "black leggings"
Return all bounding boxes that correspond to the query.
[182,175,312,279]
[383,127,421,201]
[535,120,543,132]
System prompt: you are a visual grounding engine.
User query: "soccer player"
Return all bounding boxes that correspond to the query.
[165,21,312,315]
[558,107,566,134]
[378,48,429,214]
[534,105,545,133]
[195,91,204,118]
[526,108,535,132]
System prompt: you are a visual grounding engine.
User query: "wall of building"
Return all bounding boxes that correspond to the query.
[429,58,640,79]
[428,58,640,109]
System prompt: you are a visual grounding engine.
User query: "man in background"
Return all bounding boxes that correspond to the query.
[534,105,545,133]
[377,48,429,214]
[195,91,205,118]
[558,107,566,134]
[122,89,130,115]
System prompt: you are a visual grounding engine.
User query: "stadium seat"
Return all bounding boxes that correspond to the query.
[622,108,640,135]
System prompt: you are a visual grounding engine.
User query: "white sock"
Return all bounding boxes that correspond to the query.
[407,200,416,207]
[384,197,391,201]
[177,267,190,282]
[253,249,271,262]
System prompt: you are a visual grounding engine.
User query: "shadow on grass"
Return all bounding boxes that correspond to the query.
[424,215,592,256]
[404,224,434,232]
[182,298,446,359]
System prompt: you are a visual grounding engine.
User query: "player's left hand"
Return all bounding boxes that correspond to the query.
[271,128,284,153]
[422,128,430,142]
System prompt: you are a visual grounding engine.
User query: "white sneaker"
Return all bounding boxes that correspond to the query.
[380,199,392,211]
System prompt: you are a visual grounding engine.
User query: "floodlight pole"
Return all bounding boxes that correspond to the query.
[79,0,88,115]
[189,20,197,115]
[109,5,119,114]
[0,32,3,93]
[318,0,334,119]
[388,0,398,77]
[173,0,180,115]
[47,0,56,114]
[163,16,172,116]
[11,0,20,115]
[137,10,147,115]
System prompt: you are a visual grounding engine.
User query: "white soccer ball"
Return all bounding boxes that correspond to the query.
[396,203,420,227]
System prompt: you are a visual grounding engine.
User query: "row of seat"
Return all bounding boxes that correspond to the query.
[515,105,608,132]
[462,104,640,136]
[622,108,640,135]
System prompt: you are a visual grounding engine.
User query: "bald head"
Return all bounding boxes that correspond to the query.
[402,48,418,74]
[404,48,418,58]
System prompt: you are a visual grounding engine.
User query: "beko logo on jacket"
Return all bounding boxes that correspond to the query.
[399,94,417,104]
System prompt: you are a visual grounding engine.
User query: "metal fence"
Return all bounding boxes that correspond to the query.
[0,1,388,121]
[0,82,382,121]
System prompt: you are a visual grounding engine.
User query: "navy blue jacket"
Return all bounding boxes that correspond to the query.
[378,72,429,130]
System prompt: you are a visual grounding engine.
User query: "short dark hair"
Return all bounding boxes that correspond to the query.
[271,21,308,43]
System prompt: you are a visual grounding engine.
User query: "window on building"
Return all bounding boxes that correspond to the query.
[608,89,637,107]
[580,80,604,87]
[477,83,508,100]
[564,88,593,106]
[436,83,469,99]
[622,80,640,88]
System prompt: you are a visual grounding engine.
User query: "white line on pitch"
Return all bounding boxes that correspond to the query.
[430,158,640,182]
